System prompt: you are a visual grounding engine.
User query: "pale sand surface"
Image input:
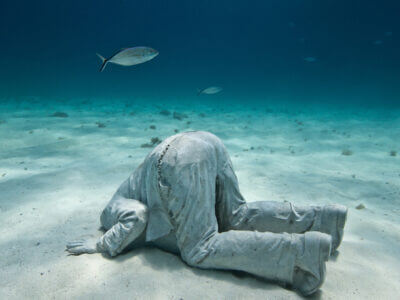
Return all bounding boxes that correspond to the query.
[1,99,399,299]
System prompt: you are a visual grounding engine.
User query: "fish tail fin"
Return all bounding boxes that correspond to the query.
[197,88,202,95]
[96,53,108,72]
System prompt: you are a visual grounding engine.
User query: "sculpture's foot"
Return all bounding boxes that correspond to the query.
[292,232,332,296]
[320,204,348,254]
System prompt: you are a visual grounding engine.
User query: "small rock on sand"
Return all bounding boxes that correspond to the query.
[151,137,161,144]
[96,122,106,128]
[141,143,153,148]
[160,110,171,116]
[141,137,161,148]
[342,149,353,156]
[389,150,397,157]
[173,112,188,121]
[51,112,68,118]
[356,203,366,210]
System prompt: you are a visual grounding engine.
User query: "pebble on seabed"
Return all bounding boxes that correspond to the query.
[51,112,69,118]
[356,204,366,210]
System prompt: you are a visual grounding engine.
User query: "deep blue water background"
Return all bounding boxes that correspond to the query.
[0,0,399,107]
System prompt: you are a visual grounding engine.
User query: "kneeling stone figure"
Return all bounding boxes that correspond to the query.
[66,131,347,296]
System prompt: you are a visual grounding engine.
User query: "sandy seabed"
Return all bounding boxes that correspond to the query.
[0,98,399,299]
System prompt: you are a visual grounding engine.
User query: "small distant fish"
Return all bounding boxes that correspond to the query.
[373,40,383,45]
[304,57,317,63]
[197,86,223,95]
[96,46,158,72]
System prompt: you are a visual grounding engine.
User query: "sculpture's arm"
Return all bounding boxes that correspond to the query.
[66,177,148,256]
[111,177,131,200]
[96,192,148,256]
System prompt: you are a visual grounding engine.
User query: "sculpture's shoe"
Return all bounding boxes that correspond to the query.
[319,204,348,254]
[292,232,332,296]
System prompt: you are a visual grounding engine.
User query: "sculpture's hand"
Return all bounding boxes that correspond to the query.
[66,237,100,255]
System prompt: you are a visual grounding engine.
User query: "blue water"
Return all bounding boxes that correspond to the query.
[1,0,399,107]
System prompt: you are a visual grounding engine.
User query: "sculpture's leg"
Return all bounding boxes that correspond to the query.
[215,158,347,254]
[160,159,330,295]
[233,201,347,253]
[97,197,148,257]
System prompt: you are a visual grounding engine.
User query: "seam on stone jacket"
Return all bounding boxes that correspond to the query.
[157,143,170,186]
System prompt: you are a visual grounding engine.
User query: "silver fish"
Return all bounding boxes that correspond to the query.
[96,46,158,72]
[198,86,223,95]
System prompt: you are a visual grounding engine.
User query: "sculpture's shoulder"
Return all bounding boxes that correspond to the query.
[185,130,221,141]
[177,131,224,149]
[128,162,147,199]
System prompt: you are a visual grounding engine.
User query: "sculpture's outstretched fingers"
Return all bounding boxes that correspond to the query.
[65,239,99,255]
[66,245,87,256]
[66,241,85,249]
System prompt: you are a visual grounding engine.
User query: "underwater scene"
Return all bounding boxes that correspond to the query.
[1,1,399,299]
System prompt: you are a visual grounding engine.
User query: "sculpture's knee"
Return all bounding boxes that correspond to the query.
[179,236,218,268]
[181,250,205,268]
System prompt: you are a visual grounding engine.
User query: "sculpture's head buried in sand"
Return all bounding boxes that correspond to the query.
[66,131,347,296]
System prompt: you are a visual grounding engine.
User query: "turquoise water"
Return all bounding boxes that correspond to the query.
[1,1,399,107]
